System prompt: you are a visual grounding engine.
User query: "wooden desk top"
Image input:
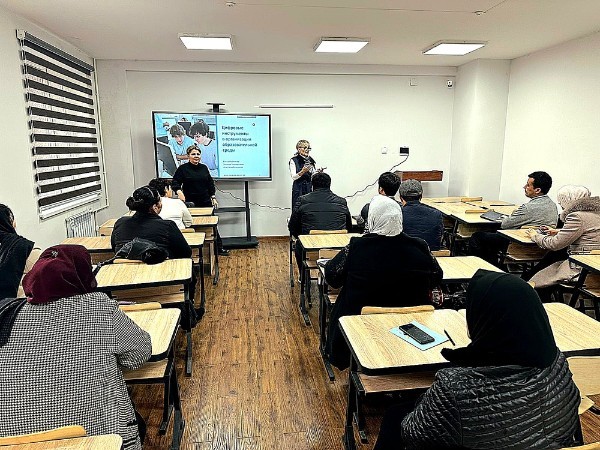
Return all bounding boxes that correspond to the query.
[298,233,361,250]
[98,218,117,229]
[62,233,205,250]
[191,216,218,227]
[569,254,600,273]
[437,256,503,282]
[544,303,600,356]
[188,206,214,216]
[96,259,192,290]
[498,229,536,244]
[339,309,470,374]
[465,200,515,208]
[62,236,111,252]
[422,197,463,204]
[2,434,122,449]
[125,308,180,361]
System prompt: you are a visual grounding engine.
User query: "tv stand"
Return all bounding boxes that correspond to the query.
[219,181,259,249]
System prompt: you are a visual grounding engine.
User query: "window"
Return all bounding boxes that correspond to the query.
[18,30,104,219]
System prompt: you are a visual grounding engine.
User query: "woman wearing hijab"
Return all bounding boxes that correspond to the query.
[112,185,192,259]
[324,195,442,370]
[0,204,40,299]
[0,245,152,450]
[526,185,600,300]
[374,270,580,450]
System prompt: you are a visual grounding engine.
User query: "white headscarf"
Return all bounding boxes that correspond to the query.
[367,195,403,236]
[556,185,591,209]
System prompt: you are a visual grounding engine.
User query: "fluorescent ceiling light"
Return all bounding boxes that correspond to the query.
[179,34,232,50]
[314,37,369,53]
[257,104,334,109]
[423,41,485,56]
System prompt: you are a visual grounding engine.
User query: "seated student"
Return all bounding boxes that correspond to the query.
[469,171,558,265]
[0,204,41,299]
[148,178,192,230]
[397,179,444,250]
[358,172,401,232]
[374,270,579,450]
[324,196,442,370]
[112,186,192,259]
[288,172,352,273]
[0,245,152,450]
[527,185,600,300]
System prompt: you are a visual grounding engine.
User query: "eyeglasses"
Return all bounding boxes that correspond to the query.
[299,146,311,151]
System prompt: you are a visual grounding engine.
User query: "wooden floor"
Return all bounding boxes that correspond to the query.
[132,238,600,449]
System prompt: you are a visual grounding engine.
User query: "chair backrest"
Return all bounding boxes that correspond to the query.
[560,442,600,450]
[309,229,348,235]
[461,196,483,202]
[591,249,600,255]
[181,228,195,233]
[0,425,86,446]
[361,305,435,315]
[431,249,451,257]
[567,356,600,396]
[119,302,162,312]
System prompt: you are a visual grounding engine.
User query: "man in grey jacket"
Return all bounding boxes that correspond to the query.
[468,171,558,265]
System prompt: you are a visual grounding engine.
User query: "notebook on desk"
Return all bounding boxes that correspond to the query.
[480,210,507,222]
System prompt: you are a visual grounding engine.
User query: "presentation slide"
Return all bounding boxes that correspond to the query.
[152,112,272,181]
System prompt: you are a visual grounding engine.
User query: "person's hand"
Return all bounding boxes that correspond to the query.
[525,229,537,239]
[543,227,559,236]
[299,166,309,176]
[211,197,219,209]
[177,190,186,202]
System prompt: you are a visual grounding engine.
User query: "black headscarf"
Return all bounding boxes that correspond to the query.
[442,269,558,369]
[0,206,34,299]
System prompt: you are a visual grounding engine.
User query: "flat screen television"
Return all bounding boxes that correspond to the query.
[152,111,272,181]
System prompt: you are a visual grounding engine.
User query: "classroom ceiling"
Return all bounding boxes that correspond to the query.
[1,0,599,67]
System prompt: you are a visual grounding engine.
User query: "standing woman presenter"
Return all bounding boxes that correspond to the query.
[289,139,318,209]
[172,144,229,256]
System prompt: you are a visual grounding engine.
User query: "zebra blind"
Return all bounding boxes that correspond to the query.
[17,30,103,219]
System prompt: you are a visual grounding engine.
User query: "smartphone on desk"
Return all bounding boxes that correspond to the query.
[399,323,435,345]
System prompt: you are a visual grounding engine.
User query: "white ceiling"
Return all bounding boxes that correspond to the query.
[1,0,599,67]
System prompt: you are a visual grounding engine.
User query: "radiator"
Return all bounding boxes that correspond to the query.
[65,209,97,238]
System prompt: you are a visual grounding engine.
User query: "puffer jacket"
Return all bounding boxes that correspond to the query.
[288,188,352,237]
[401,352,579,449]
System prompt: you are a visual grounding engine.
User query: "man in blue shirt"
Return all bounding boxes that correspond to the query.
[168,124,195,166]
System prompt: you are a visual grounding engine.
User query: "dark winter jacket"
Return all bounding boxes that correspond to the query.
[288,188,352,237]
[401,200,444,251]
[401,352,579,449]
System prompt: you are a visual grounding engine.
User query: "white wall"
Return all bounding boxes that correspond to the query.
[501,32,600,206]
[0,6,101,249]
[449,59,510,199]
[95,61,457,237]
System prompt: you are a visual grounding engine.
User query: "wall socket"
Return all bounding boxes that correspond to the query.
[400,146,410,155]
[381,146,388,154]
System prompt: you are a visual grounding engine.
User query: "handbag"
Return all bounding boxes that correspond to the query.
[93,238,168,275]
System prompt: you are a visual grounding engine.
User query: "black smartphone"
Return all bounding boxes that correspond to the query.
[399,323,435,345]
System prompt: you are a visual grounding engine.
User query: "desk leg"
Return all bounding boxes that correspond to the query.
[343,356,358,450]
[289,236,295,287]
[299,247,311,326]
[213,226,220,285]
[169,366,185,450]
[184,283,193,377]
[449,219,459,256]
[159,358,175,434]
[318,279,335,381]
[569,268,588,312]
[195,248,206,319]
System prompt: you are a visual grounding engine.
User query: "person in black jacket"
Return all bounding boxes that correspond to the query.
[325,195,442,370]
[398,179,444,250]
[288,172,352,273]
[171,144,228,255]
[289,139,318,209]
[374,270,579,450]
[112,186,191,260]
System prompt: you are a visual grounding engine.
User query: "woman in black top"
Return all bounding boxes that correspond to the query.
[112,186,191,259]
[171,144,228,255]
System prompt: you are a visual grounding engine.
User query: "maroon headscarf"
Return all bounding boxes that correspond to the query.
[22,244,97,304]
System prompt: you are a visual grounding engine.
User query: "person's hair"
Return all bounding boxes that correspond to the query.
[126,186,160,212]
[0,204,14,224]
[296,139,310,150]
[528,171,552,194]
[311,172,331,190]
[169,124,186,137]
[186,144,201,155]
[398,179,423,201]
[148,178,171,196]
[189,120,209,137]
[378,172,400,196]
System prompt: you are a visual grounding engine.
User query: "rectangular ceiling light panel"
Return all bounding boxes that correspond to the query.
[423,42,485,56]
[179,34,233,50]
[314,38,369,53]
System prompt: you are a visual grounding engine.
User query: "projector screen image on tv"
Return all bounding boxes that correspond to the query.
[152,111,272,181]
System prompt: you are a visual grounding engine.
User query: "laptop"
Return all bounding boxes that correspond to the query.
[480,210,507,222]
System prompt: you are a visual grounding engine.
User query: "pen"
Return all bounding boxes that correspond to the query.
[444,329,455,346]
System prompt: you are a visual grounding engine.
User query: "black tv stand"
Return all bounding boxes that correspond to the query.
[218,181,259,249]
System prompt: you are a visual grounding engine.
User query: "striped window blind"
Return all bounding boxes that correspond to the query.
[17,30,104,219]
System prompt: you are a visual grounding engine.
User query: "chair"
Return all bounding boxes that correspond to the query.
[567,356,600,444]
[119,302,162,312]
[431,249,451,257]
[0,425,86,446]
[560,444,600,450]
[350,305,436,443]
[460,196,483,202]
